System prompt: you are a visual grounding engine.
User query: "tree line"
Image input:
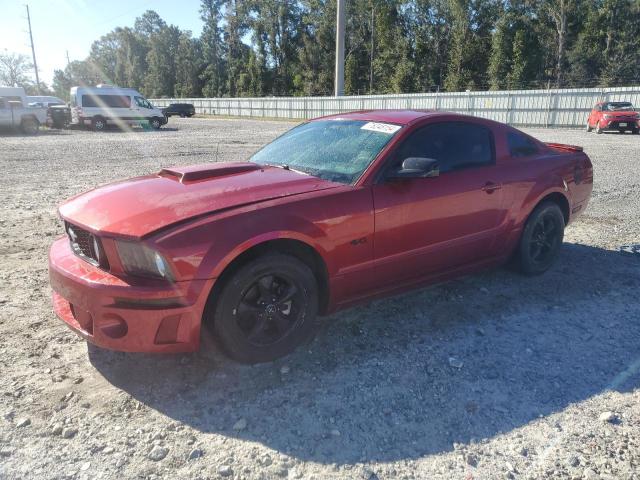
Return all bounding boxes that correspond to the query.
[4,0,639,100]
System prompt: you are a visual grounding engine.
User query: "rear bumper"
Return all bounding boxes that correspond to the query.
[49,237,215,353]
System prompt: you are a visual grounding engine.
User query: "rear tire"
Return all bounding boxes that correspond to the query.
[632,128,639,135]
[179,112,186,118]
[92,117,106,131]
[595,123,602,134]
[20,117,39,135]
[586,121,592,132]
[207,253,319,364]
[516,201,565,275]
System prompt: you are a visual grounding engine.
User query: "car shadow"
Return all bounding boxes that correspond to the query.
[87,242,640,464]
[0,127,72,136]
[89,125,179,133]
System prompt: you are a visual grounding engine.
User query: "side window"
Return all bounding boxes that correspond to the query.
[0,98,5,109]
[507,132,538,158]
[82,95,131,108]
[135,96,152,109]
[393,122,494,174]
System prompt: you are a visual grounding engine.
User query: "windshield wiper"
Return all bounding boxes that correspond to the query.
[262,163,310,176]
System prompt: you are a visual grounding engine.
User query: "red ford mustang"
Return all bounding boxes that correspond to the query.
[49,110,593,363]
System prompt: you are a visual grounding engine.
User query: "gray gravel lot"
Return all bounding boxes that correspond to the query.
[0,118,639,480]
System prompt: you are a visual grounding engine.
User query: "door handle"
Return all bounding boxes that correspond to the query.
[481,181,502,193]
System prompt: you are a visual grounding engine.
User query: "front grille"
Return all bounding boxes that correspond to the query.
[65,222,108,269]
[610,120,637,127]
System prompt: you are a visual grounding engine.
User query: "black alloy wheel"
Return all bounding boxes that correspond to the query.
[529,214,559,266]
[209,253,319,363]
[517,201,565,275]
[235,274,304,346]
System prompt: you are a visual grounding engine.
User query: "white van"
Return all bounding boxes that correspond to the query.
[70,85,167,131]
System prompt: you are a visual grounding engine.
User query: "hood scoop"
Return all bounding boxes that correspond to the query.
[159,162,262,183]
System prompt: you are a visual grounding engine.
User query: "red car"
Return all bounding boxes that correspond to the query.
[586,101,640,134]
[49,111,593,363]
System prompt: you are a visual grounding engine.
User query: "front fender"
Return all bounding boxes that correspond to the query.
[205,228,330,280]
[151,185,374,285]
[152,206,334,281]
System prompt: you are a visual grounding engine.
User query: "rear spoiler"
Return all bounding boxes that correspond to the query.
[546,142,583,152]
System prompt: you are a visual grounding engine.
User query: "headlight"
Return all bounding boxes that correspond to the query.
[115,241,173,281]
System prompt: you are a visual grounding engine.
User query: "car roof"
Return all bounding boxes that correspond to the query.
[315,109,464,126]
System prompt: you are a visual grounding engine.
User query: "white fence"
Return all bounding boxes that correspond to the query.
[151,86,640,128]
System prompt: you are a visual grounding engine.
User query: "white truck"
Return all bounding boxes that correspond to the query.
[70,85,167,131]
[26,95,66,108]
[0,87,48,134]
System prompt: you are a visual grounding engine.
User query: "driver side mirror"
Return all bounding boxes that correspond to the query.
[387,157,439,180]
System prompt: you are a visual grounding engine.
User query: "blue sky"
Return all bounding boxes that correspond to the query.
[1,0,204,85]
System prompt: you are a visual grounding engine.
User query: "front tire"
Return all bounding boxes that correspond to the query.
[20,117,39,135]
[516,202,565,275]
[92,116,106,131]
[149,117,162,129]
[586,121,592,132]
[207,253,319,363]
[595,123,603,134]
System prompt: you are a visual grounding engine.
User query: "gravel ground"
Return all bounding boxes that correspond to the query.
[0,118,639,480]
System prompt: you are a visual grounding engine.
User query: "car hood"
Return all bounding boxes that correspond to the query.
[59,162,339,238]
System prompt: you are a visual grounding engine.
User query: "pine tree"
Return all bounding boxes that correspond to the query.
[174,34,202,97]
[224,0,250,97]
[200,0,226,97]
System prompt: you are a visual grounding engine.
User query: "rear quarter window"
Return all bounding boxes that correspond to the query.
[508,132,538,158]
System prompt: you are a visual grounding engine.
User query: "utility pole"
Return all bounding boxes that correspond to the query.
[334,0,346,96]
[369,5,374,94]
[25,4,40,94]
[66,50,71,66]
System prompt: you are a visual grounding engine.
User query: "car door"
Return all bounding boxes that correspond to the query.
[371,121,505,286]
[130,96,145,120]
[133,96,154,121]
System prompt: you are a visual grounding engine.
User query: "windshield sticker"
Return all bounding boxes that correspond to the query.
[361,122,401,134]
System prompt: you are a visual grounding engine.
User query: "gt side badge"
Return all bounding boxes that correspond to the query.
[350,237,367,246]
